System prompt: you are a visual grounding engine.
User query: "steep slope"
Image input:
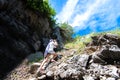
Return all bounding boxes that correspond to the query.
[33,33,120,80]
[4,33,120,80]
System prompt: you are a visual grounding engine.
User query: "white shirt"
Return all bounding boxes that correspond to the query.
[44,39,58,57]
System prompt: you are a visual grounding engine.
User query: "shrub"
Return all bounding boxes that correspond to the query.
[27,0,56,17]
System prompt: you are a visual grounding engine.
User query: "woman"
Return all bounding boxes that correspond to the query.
[38,38,58,71]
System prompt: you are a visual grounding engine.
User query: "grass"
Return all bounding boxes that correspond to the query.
[64,28,120,54]
[64,35,91,53]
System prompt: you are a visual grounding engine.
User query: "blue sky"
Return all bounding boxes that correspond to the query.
[49,0,120,36]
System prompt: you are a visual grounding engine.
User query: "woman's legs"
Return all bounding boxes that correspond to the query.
[53,53,57,59]
[51,53,57,62]
[37,53,57,73]
[38,54,50,70]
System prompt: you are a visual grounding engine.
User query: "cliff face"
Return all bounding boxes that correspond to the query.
[0,0,60,78]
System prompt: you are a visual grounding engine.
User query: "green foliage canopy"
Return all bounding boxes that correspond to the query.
[27,0,56,18]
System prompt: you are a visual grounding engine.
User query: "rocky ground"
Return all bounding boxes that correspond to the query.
[3,49,77,80]
[4,33,120,80]
[3,59,34,80]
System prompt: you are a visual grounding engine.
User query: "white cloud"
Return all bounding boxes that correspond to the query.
[89,0,120,31]
[56,0,120,34]
[71,0,106,28]
[55,0,79,23]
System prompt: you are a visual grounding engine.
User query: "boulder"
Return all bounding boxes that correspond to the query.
[29,63,41,74]
[84,33,120,64]
[92,45,120,64]
[46,71,54,77]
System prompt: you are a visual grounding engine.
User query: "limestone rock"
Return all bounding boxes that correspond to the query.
[46,71,54,77]
[37,75,46,80]
[29,63,41,74]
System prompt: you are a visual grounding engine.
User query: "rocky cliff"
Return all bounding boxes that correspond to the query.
[0,0,63,79]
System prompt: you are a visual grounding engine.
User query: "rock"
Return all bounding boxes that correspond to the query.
[106,77,116,80]
[67,55,80,63]
[29,78,37,80]
[54,68,65,77]
[0,0,4,9]
[77,54,90,67]
[89,34,120,64]
[34,41,41,51]
[67,54,90,69]
[27,52,43,63]
[37,75,46,80]
[108,66,119,78]
[59,69,79,79]
[59,71,68,79]
[86,33,120,52]
[29,63,41,74]
[46,71,54,77]
[88,63,120,79]
[100,76,107,80]
[83,75,95,80]
[92,45,120,64]
[44,54,88,80]
[92,51,106,64]
[59,69,82,79]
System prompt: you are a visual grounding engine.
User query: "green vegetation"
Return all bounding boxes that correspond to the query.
[65,28,120,53]
[27,0,56,27]
[27,0,56,17]
[59,22,74,42]
[100,28,120,35]
[65,34,92,53]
